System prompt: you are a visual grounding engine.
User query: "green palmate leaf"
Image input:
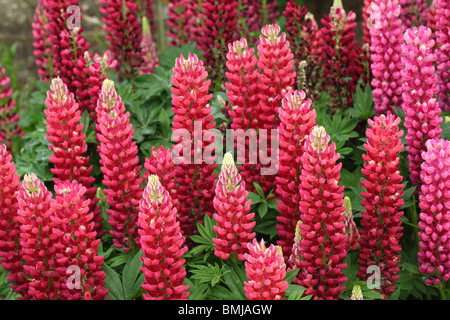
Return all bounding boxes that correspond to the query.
[247,192,261,205]
[389,288,401,300]
[185,278,210,300]
[122,250,145,299]
[258,202,268,218]
[253,182,265,198]
[349,85,375,120]
[158,108,170,137]
[285,284,306,300]
[222,264,247,300]
[103,264,125,300]
[190,263,229,287]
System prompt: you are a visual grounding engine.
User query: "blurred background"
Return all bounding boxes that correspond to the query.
[0,0,431,86]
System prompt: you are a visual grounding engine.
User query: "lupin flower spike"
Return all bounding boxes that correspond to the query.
[435,0,450,112]
[244,239,288,300]
[212,153,256,260]
[138,175,189,300]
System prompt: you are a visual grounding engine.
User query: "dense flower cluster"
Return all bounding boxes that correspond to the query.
[16,173,54,299]
[297,126,348,299]
[167,0,199,47]
[357,114,405,298]
[143,145,179,213]
[418,138,450,286]
[171,53,217,240]
[243,239,288,300]
[0,64,23,152]
[50,181,108,300]
[435,0,450,112]
[96,79,144,251]
[342,197,360,251]
[275,90,316,261]
[0,144,28,298]
[138,175,189,300]
[140,17,160,75]
[319,0,364,110]
[401,26,443,188]
[32,0,53,82]
[99,0,143,80]
[224,38,261,193]
[257,23,296,195]
[369,0,405,115]
[197,0,239,89]
[44,77,103,237]
[399,0,428,28]
[212,153,256,260]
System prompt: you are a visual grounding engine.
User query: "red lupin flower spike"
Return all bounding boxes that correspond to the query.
[224,38,261,193]
[275,90,316,262]
[369,0,405,115]
[99,0,143,80]
[16,173,54,300]
[171,53,217,240]
[167,0,199,47]
[212,153,256,261]
[45,77,104,238]
[297,125,348,299]
[257,23,296,195]
[50,181,108,300]
[96,79,144,252]
[243,239,288,300]
[140,17,159,75]
[357,114,405,298]
[138,175,189,300]
[435,0,450,112]
[0,144,28,299]
[418,138,450,287]
[32,0,53,82]
[401,26,443,188]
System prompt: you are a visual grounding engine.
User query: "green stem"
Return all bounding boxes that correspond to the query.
[156,0,166,52]
[409,194,420,251]
[437,283,447,300]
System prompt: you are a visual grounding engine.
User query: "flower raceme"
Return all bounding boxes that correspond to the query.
[398,0,429,28]
[418,138,450,286]
[297,125,348,300]
[357,114,405,298]
[212,153,256,261]
[16,173,54,299]
[243,239,288,300]
[96,79,144,252]
[45,77,104,238]
[0,144,28,298]
[167,0,199,47]
[138,175,189,300]
[257,23,296,195]
[50,181,108,300]
[171,53,217,240]
[275,90,316,262]
[369,0,405,115]
[32,0,53,82]
[401,26,443,188]
[435,0,450,112]
[140,17,159,75]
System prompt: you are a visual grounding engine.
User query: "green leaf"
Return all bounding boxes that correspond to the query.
[258,202,268,218]
[222,263,247,300]
[266,198,279,210]
[253,182,265,198]
[402,262,420,274]
[158,108,170,137]
[284,269,299,284]
[389,288,401,300]
[362,288,385,300]
[122,250,145,299]
[247,192,261,205]
[286,284,306,300]
[103,264,125,300]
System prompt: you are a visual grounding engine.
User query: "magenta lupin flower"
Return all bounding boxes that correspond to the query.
[401,26,443,188]
[44,77,104,238]
[275,90,316,262]
[257,23,296,195]
[138,175,189,300]
[435,0,450,112]
[399,0,428,28]
[362,0,375,45]
[16,173,54,300]
[171,53,217,240]
[96,79,144,252]
[243,239,288,300]
[197,0,239,88]
[357,114,405,298]
[0,144,28,298]
[369,0,405,115]
[224,38,261,193]
[140,17,159,75]
[143,145,179,214]
[297,126,348,299]
[32,0,53,82]
[167,0,199,47]
[418,138,450,286]
[319,0,364,109]
[99,0,143,80]
[212,153,256,261]
[49,181,108,300]
[0,64,23,152]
